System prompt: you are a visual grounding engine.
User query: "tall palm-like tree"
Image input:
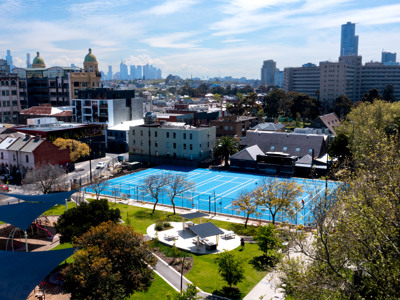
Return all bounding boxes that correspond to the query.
[213,136,240,168]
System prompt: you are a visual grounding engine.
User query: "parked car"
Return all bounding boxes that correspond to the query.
[96,162,106,169]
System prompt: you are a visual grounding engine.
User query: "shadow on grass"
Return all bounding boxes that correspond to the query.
[212,286,243,300]
[133,209,181,221]
[250,255,278,271]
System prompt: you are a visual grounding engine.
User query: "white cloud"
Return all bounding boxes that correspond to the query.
[143,32,200,49]
[144,0,199,16]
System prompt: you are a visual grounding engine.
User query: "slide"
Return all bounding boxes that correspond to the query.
[35,223,54,238]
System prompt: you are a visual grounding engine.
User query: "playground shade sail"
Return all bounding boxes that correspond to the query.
[0,248,74,300]
[0,202,56,231]
[179,212,209,219]
[0,190,77,205]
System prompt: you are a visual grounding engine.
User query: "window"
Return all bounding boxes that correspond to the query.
[270,146,275,151]
[26,155,29,163]
[140,130,143,136]
[13,153,16,161]
[190,133,193,140]
[166,132,169,138]
[11,90,17,96]
[0,152,3,159]
[12,101,17,106]
[166,142,170,149]
[183,144,186,150]
[296,147,300,152]
[183,133,186,139]
[132,130,135,136]
[173,132,176,138]
[309,148,313,153]
[190,144,193,150]
[74,82,79,87]
[283,146,287,151]
[207,142,209,147]
[155,131,158,137]
[155,141,158,147]
[140,140,143,146]
[173,143,176,149]
[132,140,135,145]
[224,126,228,130]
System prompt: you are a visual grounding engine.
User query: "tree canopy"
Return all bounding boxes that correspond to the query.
[62,221,156,300]
[213,136,240,168]
[55,199,120,243]
[215,250,245,287]
[23,164,66,194]
[53,138,90,163]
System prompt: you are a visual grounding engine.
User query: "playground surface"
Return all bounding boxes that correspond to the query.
[87,165,341,225]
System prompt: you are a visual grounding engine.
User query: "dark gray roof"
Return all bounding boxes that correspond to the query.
[295,154,313,166]
[240,131,326,158]
[310,113,340,135]
[251,123,285,131]
[230,145,264,161]
[189,222,224,238]
[179,212,209,219]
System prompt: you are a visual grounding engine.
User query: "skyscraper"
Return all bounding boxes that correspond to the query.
[107,65,113,80]
[136,65,142,79]
[6,50,13,70]
[130,65,136,79]
[382,51,398,65]
[261,60,276,86]
[26,53,32,68]
[340,22,359,56]
[120,61,128,80]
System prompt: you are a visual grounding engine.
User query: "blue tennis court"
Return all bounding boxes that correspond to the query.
[86,165,340,225]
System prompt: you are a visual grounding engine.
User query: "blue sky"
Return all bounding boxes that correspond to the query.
[1,0,400,79]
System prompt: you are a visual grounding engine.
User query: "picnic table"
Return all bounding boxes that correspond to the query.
[221,231,235,239]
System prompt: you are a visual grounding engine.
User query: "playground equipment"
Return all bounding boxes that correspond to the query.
[6,227,27,252]
[34,223,54,240]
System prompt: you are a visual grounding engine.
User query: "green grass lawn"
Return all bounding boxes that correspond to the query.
[45,202,266,298]
[130,273,178,300]
[42,202,77,216]
[186,243,266,296]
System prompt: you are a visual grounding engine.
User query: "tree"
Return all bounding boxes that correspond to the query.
[232,190,258,228]
[142,173,168,213]
[333,94,352,119]
[361,88,382,103]
[165,173,195,214]
[279,120,400,298]
[62,221,156,300]
[55,199,120,243]
[383,84,396,102]
[253,224,281,265]
[263,88,285,117]
[215,250,245,287]
[328,132,351,162]
[175,284,201,300]
[91,177,109,200]
[23,164,66,194]
[53,138,90,163]
[213,136,240,168]
[253,178,302,225]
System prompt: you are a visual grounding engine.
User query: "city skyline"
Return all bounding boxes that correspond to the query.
[1,0,400,79]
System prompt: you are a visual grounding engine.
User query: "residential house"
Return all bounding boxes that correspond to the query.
[210,115,261,137]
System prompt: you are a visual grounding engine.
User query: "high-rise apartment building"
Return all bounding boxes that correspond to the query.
[0,59,10,74]
[261,60,276,86]
[340,22,359,56]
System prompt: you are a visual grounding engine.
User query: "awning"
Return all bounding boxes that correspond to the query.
[0,202,56,231]
[0,190,77,205]
[179,212,209,220]
[0,248,74,300]
[189,222,224,238]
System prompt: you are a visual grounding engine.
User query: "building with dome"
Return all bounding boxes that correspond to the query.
[12,49,102,111]
[32,52,46,68]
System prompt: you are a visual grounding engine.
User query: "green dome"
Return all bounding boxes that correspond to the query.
[84,48,97,62]
[32,52,45,65]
